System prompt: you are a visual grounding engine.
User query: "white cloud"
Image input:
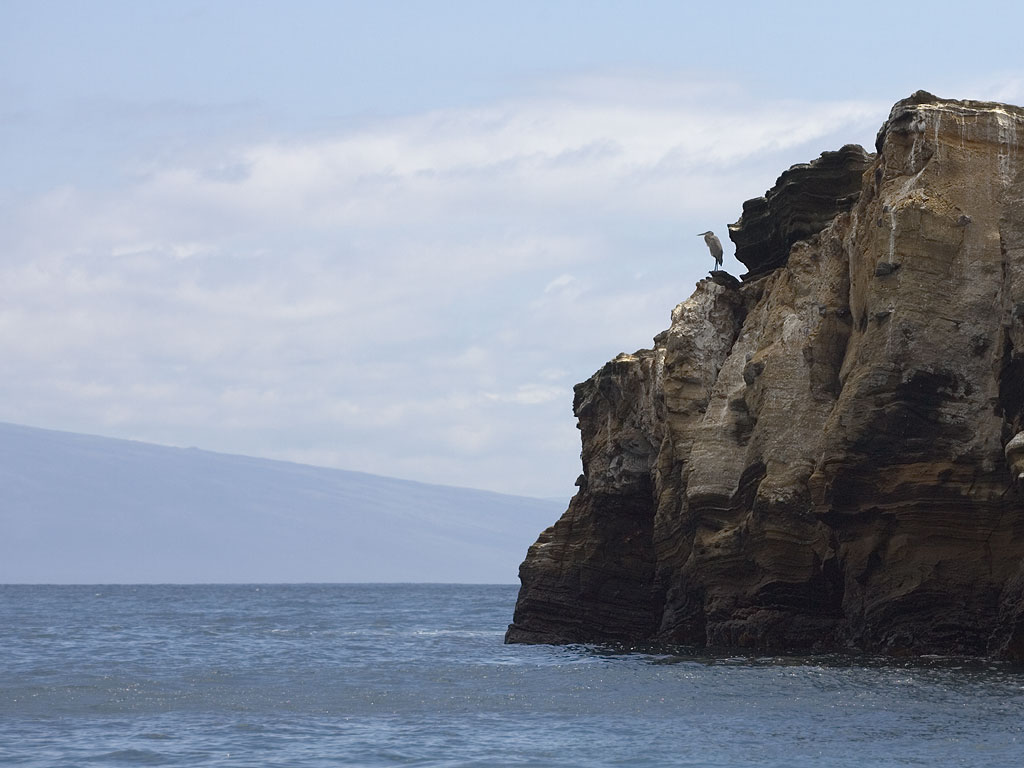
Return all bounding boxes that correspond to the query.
[485,384,564,406]
[0,77,885,496]
[543,274,577,294]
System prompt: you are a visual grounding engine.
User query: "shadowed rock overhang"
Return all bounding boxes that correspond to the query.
[728,144,874,280]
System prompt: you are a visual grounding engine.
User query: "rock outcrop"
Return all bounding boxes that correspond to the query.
[507,92,1024,658]
[729,144,874,279]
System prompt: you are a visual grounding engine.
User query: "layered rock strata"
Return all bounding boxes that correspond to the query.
[729,144,874,279]
[507,92,1024,658]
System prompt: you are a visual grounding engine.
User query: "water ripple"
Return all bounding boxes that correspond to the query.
[1,584,1022,767]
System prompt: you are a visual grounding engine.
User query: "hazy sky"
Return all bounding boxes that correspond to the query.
[3,1,1024,498]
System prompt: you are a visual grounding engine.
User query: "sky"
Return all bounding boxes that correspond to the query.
[3,1,1024,499]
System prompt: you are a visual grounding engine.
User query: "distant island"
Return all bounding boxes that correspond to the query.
[507,92,1024,659]
[0,422,562,584]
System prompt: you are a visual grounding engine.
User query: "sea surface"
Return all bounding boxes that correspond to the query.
[2,584,1023,767]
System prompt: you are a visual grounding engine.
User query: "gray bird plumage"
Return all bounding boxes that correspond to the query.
[698,230,723,269]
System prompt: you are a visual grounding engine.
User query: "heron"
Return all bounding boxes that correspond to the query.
[698,231,723,270]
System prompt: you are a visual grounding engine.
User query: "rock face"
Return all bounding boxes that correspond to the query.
[507,92,1024,658]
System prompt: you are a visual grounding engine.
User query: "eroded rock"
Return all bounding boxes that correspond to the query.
[728,144,874,280]
[507,93,1024,658]
[1005,432,1024,481]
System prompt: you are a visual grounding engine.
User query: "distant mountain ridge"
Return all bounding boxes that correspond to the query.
[0,422,563,584]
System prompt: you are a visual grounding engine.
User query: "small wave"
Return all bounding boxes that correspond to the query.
[412,629,502,638]
[84,748,168,764]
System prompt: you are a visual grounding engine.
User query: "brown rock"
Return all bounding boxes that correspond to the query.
[507,92,1024,658]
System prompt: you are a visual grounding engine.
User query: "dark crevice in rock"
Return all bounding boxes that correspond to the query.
[998,346,1024,433]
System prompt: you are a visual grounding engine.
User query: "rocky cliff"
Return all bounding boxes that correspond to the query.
[506,92,1024,659]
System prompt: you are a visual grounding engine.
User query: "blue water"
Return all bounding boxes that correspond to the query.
[1,585,1023,767]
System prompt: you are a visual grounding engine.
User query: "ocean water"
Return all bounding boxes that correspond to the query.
[1,585,1023,767]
